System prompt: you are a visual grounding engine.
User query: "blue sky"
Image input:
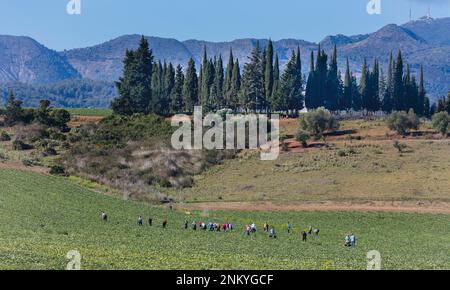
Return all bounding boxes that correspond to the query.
[0,0,449,50]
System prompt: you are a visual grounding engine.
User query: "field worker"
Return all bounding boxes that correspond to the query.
[184,220,188,229]
[344,234,351,247]
[287,222,292,234]
[137,215,143,226]
[251,223,256,233]
[269,227,276,238]
[101,212,108,222]
[148,217,153,226]
[314,228,320,237]
[163,219,168,229]
[350,233,356,247]
[302,231,307,242]
[245,225,251,236]
[308,225,313,235]
[192,221,197,231]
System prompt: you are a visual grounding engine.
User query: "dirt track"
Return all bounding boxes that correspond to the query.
[176,200,450,215]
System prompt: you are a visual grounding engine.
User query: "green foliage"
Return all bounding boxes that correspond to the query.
[0,169,449,269]
[393,140,408,153]
[299,108,340,138]
[295,129,309,148]
[0,131,11,141]
[12,140,33,151]
[432,111,450,137]
[386,110,420,136]
[49,165,66,175]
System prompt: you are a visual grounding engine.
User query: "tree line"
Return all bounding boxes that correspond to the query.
[112,36,431,117]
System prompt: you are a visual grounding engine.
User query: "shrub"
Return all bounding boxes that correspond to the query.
[386,110,420,136]
[49,165,66,175]
[431,111,450,137]
[393,140,408,153]
[12,140,32,151]
[43,147,58,157]
[0,131,11,141]
[22,158,41,167]
[295,130,309,148]
[299,107,339,139]
[49,109,71,132]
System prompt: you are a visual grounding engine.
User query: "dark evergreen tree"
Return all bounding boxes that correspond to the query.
[224,48,234,106]
[342,58,353,110]
[278,50,303,115]
[170,64,184,113]
[112,36,154,115]
[270,53,281,112]
[240,42,264,112]
[265,40,274,103]
[229,58,241,111]
[393,50,404,110]
[359,58,370,110]
[325,45,339,110]
[182,58,199,113]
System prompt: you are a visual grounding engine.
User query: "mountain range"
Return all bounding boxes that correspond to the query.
[0,17,449,107]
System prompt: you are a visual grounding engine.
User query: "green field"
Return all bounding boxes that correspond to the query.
[63,108,113,117]
[0,169,449,270]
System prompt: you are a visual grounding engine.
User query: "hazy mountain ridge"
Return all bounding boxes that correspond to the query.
[0,17,448,107]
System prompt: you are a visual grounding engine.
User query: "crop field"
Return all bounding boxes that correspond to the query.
[0,169,449,270]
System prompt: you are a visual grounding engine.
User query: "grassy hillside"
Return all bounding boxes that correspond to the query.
[172,120,450,203]
[0,169,449,270]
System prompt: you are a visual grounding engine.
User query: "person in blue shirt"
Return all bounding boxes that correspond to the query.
[137,215,143,226]
[350,233,356,247]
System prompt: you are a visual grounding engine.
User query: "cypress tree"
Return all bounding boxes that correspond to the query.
[305,51,316,109]
[360,58,369,111]
[171,64,185,114]
[240,41,264,112]
[382,52,394,112]
[326,45,339,110]
[279,50,304,115]
[270,53,281,112]
[112,36,153,115]
[393,50,404,110]
[229,58,241,111]
[265,40,274,102]
[342,58,353,110]
[418,65,427,116]
[213,54,225,108]
[224,48,234,106]
[182,58,199,113]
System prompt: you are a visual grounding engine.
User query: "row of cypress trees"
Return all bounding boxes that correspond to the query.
[112,36,430,117]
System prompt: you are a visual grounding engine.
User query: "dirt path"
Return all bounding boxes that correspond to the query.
[176,200,450,215]
[0,162,49,174]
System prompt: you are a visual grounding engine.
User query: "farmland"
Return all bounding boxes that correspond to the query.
[0,169,449,270]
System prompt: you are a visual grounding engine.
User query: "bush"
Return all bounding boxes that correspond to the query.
[431,111,450,137]
[49,165,66,175]
[12,140,32,151]
[295,130,309,148]
[393,140,408,153]
[299,107,339,139]
[50,109,71,132]
[386,110,420,136]
[0,131,11,141]
[43,147,58,157]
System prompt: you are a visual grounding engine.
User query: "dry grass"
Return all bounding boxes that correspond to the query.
[170,119,450,204]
